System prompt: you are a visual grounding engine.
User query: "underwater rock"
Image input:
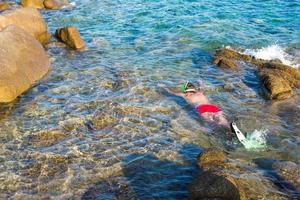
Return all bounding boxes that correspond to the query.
[272,161,300,189]
[0,2,10,10]
[24,129,66,148]
[197,148,227,169]
[0,25,50,102]
[0,7,50,44]
[21,0,44,9]
[189,171,244,200]
[55,26,85,50]
[189,148,289,200]
[25,152,70,185]
[43,0,69,9]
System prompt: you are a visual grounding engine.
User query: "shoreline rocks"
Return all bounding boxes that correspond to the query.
[189,148,290,200]
[0,25,50,102]
[55,26,85,50]
[0,7,51,44]
[212,48,300,100]
[21,0,69,9]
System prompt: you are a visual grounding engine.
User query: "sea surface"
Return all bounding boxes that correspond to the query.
[0,0,300,199]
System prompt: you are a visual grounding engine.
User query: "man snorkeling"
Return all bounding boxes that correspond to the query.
[164,81,238,134]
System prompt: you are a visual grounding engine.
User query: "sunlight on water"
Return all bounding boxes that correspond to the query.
[0,0,299,199]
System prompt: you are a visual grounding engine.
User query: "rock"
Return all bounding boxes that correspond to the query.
[213,48,252,64]
[0,2,10,10]
[24,129,66,148]
[197,148,227,169]
[262,61,300,81]
[216,58,238,69]
[0,7,50,44]
[189,171,244,200]
[260,69,294,100]
[0,25,50,102]
[272,161,300,189]
[212,48,300,100]
[21,0,45,9]
[189,149,289,200]
[43,0,69,9]
[55,26,85,50]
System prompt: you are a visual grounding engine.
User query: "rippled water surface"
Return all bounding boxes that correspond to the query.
[0,0,300,199]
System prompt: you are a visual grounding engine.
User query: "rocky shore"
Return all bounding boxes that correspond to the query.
[0,1,299,199]
[0,0,84,103]
[189,148,300,200]
[212,48,300,100]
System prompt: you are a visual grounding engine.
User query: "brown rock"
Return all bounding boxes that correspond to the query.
[272,161,300,189]
[21,0,45,9]
[189,171,245,200]
[0,25,50,102]
[197,148,227,169]
[260,69,294,100]
[213,48,252,63]
[262,61,300,81]
[43,0,69,9]
[0,7,50,44]
[217,58,238,69]
[0,2,10,10]
[55,26,85,49]
[25,129,66,148]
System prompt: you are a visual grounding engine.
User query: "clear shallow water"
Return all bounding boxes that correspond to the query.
[0,0,300,199]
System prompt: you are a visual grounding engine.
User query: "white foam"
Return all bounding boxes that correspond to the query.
[241,129,268,150]
[244,45,299,68]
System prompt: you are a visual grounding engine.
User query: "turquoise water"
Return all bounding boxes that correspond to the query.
[0,0,300,199]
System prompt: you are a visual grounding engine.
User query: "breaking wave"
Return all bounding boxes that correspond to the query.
[244,45,299,68]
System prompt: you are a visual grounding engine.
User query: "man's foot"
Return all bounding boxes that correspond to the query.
[230,121,246,143]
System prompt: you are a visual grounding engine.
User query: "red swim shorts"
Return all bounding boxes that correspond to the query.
[196,104,221,115]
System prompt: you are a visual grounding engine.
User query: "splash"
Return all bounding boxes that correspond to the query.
[244,45,299,68]
[240,129,268,150]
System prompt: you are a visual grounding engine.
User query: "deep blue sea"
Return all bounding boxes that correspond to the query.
[0,0,299,199]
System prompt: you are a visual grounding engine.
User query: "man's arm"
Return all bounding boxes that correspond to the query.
[163,86,185,98]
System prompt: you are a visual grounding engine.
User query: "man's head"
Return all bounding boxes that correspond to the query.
[181,81,196,93]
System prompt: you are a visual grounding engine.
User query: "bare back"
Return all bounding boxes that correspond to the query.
[182,91,210,107]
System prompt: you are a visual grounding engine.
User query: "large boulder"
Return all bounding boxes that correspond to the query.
[21,0,45,9]
[0,7,50,44]
[55,26,85,49]
[0,25,50,102]
[43,0,69,9]
[189,148,289,200]
[260,69,294,100]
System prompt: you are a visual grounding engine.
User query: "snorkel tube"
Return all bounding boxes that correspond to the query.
[181,81,189,93]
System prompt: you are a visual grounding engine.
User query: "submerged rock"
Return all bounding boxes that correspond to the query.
[272,161,300,189]
[0,7,50,44]
[55,26,85,50]
[189,171,244,200]
[21,0,45,9]
[189,148,289,200]
[24,129,66,148]
[43,0,69,9]
[0,25,50,102]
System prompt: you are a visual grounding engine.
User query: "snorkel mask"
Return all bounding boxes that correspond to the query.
[181,81,196,93]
